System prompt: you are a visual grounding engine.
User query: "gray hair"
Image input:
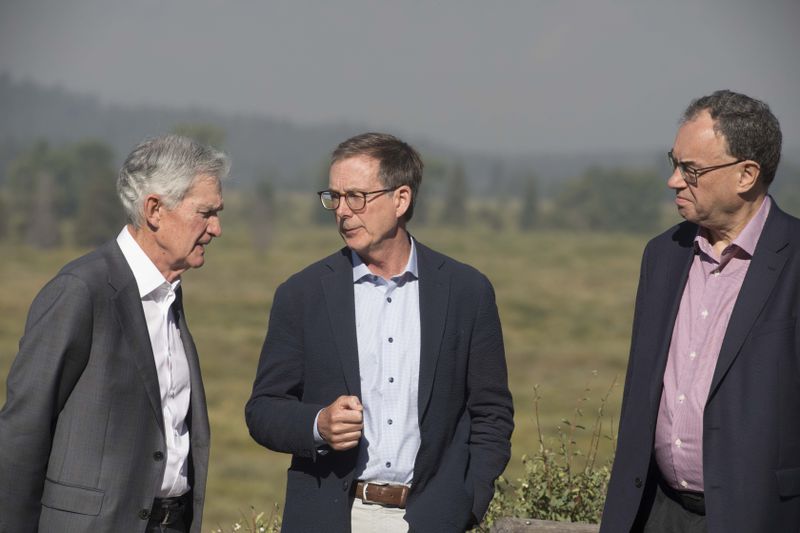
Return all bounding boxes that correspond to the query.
[682,90,782,186]
[117,134,230,227]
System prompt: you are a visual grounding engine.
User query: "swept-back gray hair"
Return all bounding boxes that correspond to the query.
[118,134,230,227]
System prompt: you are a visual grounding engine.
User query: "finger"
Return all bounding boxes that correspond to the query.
[331,410,363,424]
[338,395,363,411]
[328,430,362,444]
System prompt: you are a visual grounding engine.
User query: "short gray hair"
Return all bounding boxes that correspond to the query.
[117,134,230,227]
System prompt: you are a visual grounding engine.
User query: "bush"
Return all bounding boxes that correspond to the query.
[478,379,617,531]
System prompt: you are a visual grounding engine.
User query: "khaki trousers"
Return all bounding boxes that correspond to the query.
[351,498,409,533]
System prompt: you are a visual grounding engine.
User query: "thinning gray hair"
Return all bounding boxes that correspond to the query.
[117,134,230,227]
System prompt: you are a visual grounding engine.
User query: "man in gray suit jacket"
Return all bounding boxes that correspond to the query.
[0,135,229,533]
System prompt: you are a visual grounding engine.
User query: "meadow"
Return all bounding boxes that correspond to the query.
[0,196,665,530]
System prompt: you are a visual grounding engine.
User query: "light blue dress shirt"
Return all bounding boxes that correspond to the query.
[314,238,421,485]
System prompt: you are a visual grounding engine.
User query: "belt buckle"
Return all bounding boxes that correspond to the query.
[361,481,387,505]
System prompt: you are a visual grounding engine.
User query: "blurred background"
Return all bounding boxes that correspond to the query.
[1,0,798,529]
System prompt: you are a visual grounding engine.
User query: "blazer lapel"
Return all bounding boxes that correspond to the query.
[647,224,696,411]
[175,287,210,447]
[707,206,790,400]
[321,249,362,398]
[105,242,165,435]
[416,243,449,422]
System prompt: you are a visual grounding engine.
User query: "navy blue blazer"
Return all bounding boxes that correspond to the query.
[601,202,800,532]
[245,241,513,532]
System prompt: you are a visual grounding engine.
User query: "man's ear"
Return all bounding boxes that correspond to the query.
[737,161,761,194]
[143,195,162,229]
[394,185,412,219]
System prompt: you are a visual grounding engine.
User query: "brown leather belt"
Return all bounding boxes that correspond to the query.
[353,481,410,508]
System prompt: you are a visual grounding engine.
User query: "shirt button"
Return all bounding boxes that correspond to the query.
[675,439,682,448]
[139,509,151,520]
[700,309,709,319]
[388,337,394,343]
[689,351,697,360]
[153,451,164,461]
[388,377,394,383]
[634,477,643,488]
[680,480,689,488]
[713,270,720,277]
[385,461,391,468]
[387,297,392,303]
[678,394,686,403]
[387,419,393,425]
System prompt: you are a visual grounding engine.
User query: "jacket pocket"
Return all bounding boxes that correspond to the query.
[41,478,104,515]
[776,467,800,497]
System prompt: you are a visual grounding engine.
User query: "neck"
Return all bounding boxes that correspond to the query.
[358,228,412,279]
[706,195,766,255]
[127,224,185,283]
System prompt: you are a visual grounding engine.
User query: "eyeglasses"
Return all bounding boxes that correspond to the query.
[317,187,397,211]
[667,150,744,186]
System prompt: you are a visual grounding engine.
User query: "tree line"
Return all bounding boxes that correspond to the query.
[11,124,800,250]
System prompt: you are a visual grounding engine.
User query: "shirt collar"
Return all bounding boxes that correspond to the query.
[116,226,181,299]
[351,236,419,283]
[695,195,772,259]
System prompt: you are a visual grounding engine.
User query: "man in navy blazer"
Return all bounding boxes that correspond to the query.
[245,132,513,532]
[601,91,800,532]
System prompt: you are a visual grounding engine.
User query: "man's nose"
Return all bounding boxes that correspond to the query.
[208,216,222,237]
[335,198,352,217]
[667,168,686,190]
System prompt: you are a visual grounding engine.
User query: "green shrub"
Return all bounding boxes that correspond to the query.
[479,379,616,531]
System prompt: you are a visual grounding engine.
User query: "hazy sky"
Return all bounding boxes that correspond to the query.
[1,0,798,155]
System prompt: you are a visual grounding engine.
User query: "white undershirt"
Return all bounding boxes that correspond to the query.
[117,227,191,497]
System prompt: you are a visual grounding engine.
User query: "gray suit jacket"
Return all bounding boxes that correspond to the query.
[0,240,210,533]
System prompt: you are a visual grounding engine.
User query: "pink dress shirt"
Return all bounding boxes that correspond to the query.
[654,196,771,492]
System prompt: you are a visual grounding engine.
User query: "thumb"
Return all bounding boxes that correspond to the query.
[340,395,363,411]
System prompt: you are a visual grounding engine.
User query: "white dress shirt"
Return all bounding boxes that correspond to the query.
[117,227,191,497]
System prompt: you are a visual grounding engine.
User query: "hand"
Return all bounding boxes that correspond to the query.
[317,395,363,451]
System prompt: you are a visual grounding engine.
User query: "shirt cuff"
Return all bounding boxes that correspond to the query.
[313,409,326,446]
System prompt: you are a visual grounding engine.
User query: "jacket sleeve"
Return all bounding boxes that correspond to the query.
[0,274,93,532]
[466,275,515,521]
[244,281,325,459]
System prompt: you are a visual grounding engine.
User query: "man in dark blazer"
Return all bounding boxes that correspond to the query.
[601,91,798,532]
[246,132,514,532]
[0,135,228,532]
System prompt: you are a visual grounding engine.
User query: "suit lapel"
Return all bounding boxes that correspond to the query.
[322,249,362,398]
[416,243,449,422]
[175,287,210,447]
[105,242,165,435]
[707,206,790,400]
[647,224,696,411]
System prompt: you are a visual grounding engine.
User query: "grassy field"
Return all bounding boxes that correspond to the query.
[0,199,663,530]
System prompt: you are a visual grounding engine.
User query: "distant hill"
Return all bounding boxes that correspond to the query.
[1,73,797,196]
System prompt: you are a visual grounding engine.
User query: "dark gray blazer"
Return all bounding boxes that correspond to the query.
[0,240,210,533]
[245,241,514,532]
[601,202,800,532]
